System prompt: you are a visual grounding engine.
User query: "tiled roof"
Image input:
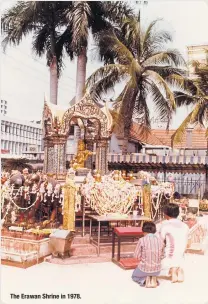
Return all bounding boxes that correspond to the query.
[130,123,166,146]
[130,123,207,149]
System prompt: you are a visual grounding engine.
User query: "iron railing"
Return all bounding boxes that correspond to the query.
[161,178,206,197]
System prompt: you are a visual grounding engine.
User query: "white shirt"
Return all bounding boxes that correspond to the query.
[158,218,189,267]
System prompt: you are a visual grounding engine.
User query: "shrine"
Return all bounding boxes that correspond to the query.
[42,93,113,179]
[1,95,208,269]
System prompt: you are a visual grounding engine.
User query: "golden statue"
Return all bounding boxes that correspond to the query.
[63,169,77,231]
[70,140,93,170]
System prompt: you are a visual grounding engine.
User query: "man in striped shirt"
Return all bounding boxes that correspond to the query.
[132,221,164,287]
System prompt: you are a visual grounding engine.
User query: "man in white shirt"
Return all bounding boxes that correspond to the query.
[158,203,189,283]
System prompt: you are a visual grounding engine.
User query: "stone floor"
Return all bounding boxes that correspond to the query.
[1,254,208,304]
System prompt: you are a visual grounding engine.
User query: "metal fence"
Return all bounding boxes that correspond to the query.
[162,178,206,197]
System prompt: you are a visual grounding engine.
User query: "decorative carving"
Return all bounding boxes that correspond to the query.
[43,93,112,177]
[61,94,111,139]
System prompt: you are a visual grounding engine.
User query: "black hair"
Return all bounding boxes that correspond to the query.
[173,192,181,200]
[142,221,156,234]
[163,203,179,218]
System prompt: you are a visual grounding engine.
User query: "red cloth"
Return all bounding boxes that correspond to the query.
[114,227,143,236]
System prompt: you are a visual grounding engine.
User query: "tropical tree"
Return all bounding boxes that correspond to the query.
[1,1,72,105]
[63,1,134,103]
[1,1,134,106]
[171,56,208,145]
[86,15,186,152]
[171,52,208,199]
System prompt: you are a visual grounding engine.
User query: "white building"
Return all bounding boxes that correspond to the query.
[1,100,8,115]
[187,44,208,77]
[1,115,43,157]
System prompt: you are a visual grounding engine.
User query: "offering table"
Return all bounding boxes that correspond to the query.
[112,227,143,269]
[88,215,150,256]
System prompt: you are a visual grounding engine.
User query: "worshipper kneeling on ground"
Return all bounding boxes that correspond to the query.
[132,221,164,288]
[157,203,189,283]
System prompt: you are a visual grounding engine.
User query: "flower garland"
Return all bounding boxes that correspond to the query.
[81,172,138,216]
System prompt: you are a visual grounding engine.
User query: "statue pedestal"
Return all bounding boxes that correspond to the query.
[76,168,91,177]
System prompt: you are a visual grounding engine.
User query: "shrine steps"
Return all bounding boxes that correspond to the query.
[45,255,112,265]
[70,243,137,256]
[45,237,138,265]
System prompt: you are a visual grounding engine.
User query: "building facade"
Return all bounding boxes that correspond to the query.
[187,44,208,77]
[1,100,8,115]
[1,115,43,157]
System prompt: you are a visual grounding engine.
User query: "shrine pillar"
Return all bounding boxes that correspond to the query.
[85,140,94,170]
[143,185,152,218]
[95,139,109,175]
[44,135,67,180]
[43,138,55,174]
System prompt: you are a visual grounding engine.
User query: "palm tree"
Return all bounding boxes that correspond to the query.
[86,15,186,152]
[171,53,208,199]
[63,1,134,103]
[2,1,134,106]
[1,1,73,105]
[171,57,208,144]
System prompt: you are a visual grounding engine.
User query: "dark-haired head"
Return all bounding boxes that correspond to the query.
[142,221,156,234]
[163,203,179,219]
[173,192,181,200]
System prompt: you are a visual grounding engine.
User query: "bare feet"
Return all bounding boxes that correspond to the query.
[145,276,158,288]
[170,267,178,283]
[177,268,184,282]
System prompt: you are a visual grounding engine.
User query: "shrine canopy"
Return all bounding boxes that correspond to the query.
[42,93,113,178]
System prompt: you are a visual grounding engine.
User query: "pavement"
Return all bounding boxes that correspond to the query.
[1,254,208,304]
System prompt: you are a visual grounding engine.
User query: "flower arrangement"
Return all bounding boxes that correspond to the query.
[81,171,138,216]
[199,200,208,211]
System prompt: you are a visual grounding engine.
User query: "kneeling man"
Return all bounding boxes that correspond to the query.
[158,203,189,283]
[132,221,164,287]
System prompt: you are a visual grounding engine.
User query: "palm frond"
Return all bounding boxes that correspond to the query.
[98,33,134,65]
[1,1,41,50]
[121,17,140,56]
[148,80,173,129]
[145,66,186,79]
[166,74,205,96]
[141,19,172,60]
[173,91,198,107]
[87,64,128,101]
[86,64,128,88]
[66,1,91,53]
[171,103,203,146]
[103,1,134,24]
[171,111,194,146]
[143,49,186,67]
[146,70,176,111]
[32,25,49,57]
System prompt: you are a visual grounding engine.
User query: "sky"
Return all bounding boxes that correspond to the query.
[1,0,208,129]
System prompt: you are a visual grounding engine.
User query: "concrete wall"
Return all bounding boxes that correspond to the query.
[109,133,122,153]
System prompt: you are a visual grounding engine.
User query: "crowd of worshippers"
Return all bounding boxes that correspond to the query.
[132,203,193,288]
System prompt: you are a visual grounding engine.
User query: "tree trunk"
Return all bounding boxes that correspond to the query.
[50,56,58,105]
[120,88,137,154]
[122,131,129,154]
[75,48,87,103]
